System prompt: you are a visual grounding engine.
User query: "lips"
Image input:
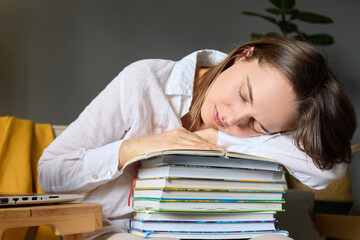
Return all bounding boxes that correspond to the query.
[213,107,225,128]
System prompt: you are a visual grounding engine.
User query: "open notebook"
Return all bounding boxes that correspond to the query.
[0,192,85,206]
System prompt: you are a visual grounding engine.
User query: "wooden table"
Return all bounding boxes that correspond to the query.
[0,203,102,240]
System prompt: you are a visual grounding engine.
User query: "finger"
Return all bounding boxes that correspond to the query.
[171,137,225,151]
[158,128,224,150]
[176,133,211,146]
[168,128,210,144]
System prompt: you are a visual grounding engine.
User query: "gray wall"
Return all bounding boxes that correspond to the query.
[1,0,359,213]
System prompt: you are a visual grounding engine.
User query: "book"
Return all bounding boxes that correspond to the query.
[130,219,276,232]
[129,229,289,239]
[124,149,287,172]
[128,149,288,239]
[137,165,284,182]
[141,153,280,171]
[132,199,284,212]
[134,211,276,222]
[132,189,284,200]
[134,177,285,191]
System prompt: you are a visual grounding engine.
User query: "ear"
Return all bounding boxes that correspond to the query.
[243,46,255,57]
[236,46,255,61]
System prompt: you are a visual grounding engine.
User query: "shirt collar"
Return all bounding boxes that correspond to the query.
[165,49,227,96]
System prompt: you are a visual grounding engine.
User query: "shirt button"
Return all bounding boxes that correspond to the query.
[107,170,113,176]
[93,175,99,180]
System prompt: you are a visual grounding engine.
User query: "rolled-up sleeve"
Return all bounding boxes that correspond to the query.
[217,131,347,190]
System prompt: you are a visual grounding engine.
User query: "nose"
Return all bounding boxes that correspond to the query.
[222,108,250,128]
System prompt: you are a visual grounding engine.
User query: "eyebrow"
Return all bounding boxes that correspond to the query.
[246,76,253,105]
[246,76,272,135]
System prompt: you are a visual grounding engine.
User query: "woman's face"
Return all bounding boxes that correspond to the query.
[201,58,298,137]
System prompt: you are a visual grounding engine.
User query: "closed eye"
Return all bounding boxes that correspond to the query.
[248,118,267,135]
[239,87,248,103]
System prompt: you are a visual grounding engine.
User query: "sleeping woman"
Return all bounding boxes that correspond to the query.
[38,37,357,239]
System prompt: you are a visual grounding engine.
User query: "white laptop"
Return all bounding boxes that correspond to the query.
[0,192,85,206]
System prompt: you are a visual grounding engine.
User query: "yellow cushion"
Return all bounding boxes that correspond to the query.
[0,116,34,193]
[286,170,353,202]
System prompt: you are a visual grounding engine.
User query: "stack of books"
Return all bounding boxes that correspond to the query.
[127,149,289,239]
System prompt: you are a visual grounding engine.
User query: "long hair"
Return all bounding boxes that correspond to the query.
[189,37,357,170]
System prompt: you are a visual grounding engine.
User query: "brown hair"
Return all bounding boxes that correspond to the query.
[189,37,357,170]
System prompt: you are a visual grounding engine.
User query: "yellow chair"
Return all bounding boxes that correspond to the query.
[0,116,102,240]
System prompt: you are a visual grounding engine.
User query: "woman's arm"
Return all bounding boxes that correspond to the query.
[38,73,128,193]
[195,128,346,190]
[217,131,346,190]
[38,71,223,194]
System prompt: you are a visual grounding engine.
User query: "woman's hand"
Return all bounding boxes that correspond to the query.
[193,128,219,145]
[118,127,223,169]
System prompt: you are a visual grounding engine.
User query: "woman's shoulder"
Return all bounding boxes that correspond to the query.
[118,59,175,86]
[124,58,176,75]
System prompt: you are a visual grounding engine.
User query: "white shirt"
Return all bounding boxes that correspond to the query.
[38,49,346,237]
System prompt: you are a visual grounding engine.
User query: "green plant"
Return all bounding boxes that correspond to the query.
[242,0,334,45]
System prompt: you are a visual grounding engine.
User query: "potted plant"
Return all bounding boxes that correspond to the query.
[242,0,334,45]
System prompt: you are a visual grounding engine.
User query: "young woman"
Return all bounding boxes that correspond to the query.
[38,37,357,239]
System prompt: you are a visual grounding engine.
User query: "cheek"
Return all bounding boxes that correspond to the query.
[200,98,212,125]
[208,83,236,105]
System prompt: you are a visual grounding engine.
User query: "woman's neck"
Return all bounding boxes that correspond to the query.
[198,68,210,78]
[181,67,210,131]
[196,67,210,86]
